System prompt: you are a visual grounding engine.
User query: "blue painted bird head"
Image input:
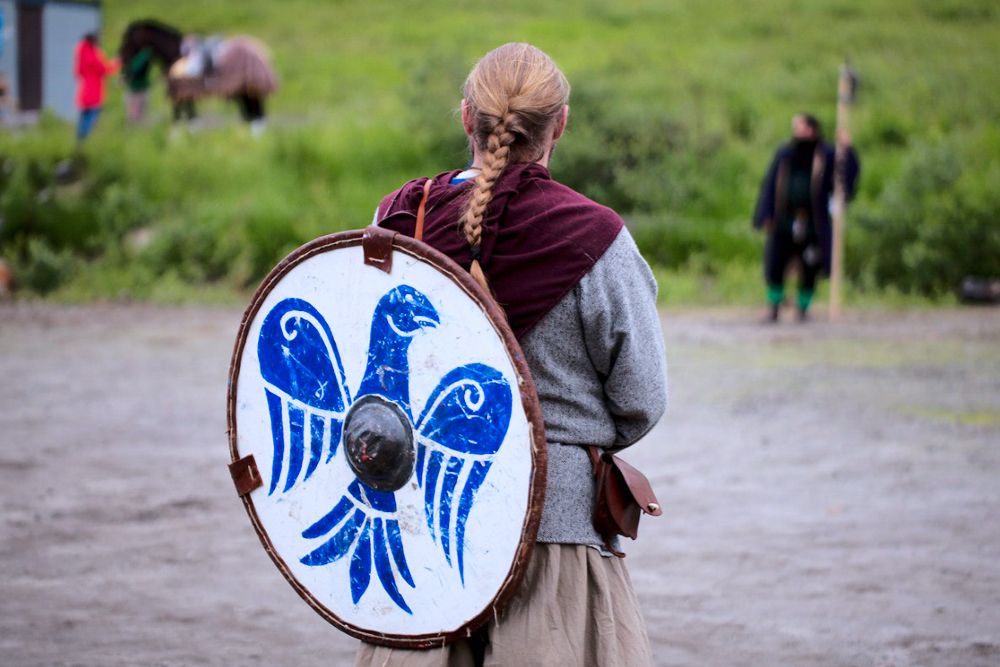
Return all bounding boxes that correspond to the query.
[379,286,440,337]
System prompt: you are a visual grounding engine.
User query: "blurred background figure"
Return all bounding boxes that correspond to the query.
[0,70,9,124]
[123,42,153,122]
[753,114,860,322]
[74,32,119,143]
[0,5,5,123]
[119,20,191,122]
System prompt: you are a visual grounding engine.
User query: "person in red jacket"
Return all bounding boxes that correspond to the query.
[74,33,119,142]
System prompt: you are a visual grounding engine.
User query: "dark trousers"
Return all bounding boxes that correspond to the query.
[765,229,820,294]
[76,107,101,142]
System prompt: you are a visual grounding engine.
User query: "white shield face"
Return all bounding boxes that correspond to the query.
[230,235,543,643]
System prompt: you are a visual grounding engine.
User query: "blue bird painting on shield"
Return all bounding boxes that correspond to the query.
[256,286,513,614]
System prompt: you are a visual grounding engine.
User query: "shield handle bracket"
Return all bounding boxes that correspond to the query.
[363,226,397,274]
[229,454,263,496]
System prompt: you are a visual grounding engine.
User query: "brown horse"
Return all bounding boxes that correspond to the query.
[120,20,278,126]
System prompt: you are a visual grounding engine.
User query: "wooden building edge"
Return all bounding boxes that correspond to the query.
[1,0,102,122]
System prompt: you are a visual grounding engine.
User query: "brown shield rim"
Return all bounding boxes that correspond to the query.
[226,229,548,649]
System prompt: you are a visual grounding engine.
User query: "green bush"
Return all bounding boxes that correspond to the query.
[850,129,1000,296]
[628,215,757,271]
[9,238,78,294]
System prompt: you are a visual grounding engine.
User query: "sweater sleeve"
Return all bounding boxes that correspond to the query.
[577,227,668,450]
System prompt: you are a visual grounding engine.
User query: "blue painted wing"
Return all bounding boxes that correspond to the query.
[414,363,513,583]
[258,298,350,494]
[300,479,415,613]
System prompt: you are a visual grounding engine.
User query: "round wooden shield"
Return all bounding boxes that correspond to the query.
[227,229,547,648]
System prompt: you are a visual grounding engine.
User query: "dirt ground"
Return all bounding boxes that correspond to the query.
[1,303,998,667]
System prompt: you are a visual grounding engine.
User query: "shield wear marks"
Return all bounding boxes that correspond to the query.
[227,229,546,648]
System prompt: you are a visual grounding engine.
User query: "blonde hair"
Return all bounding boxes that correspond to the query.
[460,43,570,262]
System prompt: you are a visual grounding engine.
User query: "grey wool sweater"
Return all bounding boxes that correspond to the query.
[521,227,668,548]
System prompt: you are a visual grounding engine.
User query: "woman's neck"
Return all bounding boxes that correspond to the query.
[469,146,553,170]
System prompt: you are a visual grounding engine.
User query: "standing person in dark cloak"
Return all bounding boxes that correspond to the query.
[753,113,860,322]
[361,43,667,666]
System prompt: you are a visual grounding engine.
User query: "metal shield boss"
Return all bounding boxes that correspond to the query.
[227,229,547,647]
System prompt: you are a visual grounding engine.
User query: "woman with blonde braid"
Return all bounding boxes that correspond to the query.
[367,43,667,666]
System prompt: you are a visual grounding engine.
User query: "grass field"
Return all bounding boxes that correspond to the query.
[1,0,998,304]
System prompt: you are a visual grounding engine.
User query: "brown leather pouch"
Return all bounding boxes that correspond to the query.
[587,446,663,557]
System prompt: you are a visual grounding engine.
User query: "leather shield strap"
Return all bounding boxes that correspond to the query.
[414,178,432,242]
[363,225,397,274]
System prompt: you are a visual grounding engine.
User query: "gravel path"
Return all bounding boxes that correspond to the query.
[1,304,997,666]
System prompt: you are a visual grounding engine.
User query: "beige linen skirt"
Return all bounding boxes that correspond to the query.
[354,543,652,667]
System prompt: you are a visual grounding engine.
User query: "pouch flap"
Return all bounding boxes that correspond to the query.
[609,454,662,516]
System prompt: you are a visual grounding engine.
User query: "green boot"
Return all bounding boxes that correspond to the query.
[797,289,814,322]
[765,285,784,323]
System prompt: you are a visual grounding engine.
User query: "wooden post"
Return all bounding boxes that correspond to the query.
[829,59,855,321]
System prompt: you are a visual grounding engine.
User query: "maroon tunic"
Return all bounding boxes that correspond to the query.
[376,163,624,339]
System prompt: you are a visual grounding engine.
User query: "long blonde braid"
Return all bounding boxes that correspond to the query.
[462,111,517,255]
[459,44,570,289]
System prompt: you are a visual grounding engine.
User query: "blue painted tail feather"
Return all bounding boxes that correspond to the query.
[300,479,414,614]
